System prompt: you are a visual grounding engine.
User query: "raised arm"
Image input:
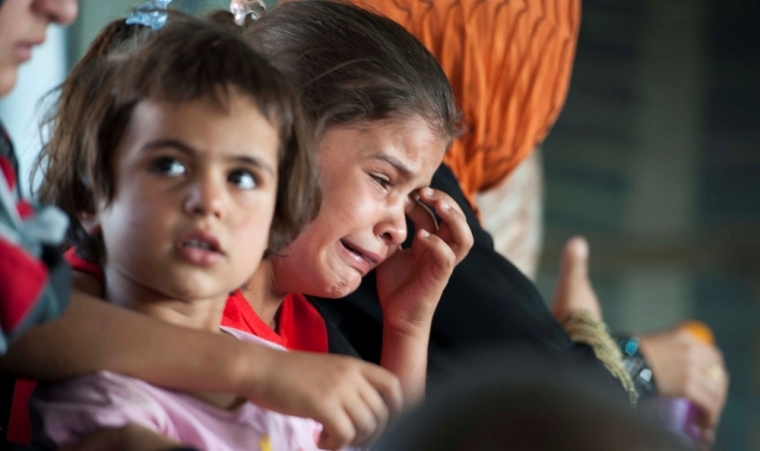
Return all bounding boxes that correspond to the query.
[376,187,473,404]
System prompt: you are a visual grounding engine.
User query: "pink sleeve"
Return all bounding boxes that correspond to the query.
[30,371,176,447]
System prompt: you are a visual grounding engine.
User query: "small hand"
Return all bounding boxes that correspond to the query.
[639,323,729,443]
[375,188,473,334]
[247,350,403,450]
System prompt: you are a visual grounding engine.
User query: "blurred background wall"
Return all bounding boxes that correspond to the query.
[0,0,757,448]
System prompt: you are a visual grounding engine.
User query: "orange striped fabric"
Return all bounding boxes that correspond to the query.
[351,0,581,210]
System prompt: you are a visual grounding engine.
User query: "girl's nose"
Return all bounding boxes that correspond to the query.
[33,0,79,26]
[183,176,225,219]
[375,206,408,246]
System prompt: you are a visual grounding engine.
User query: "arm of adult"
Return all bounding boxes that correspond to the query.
[550,237,728,442]
[0,289,402,450]
[376,187,473,405]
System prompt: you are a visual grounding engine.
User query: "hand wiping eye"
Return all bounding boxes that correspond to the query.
[406,195,438,233]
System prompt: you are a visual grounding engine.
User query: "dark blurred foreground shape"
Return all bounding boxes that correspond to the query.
[377,346,688,451]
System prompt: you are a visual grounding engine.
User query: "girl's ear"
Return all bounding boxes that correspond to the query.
[78,211,102,236]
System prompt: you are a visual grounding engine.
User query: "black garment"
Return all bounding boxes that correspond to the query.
[0,121,18,189]
[309,163,623,397]
[308,300,361,358]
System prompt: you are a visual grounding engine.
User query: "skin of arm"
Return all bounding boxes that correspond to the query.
[379,318,432,406]
[376,188,474,404]
[0,285,265,388]
[1,274,402,450]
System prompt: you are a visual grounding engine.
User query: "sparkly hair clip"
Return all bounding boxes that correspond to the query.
[232,0,266,26]
[126,0,173,30]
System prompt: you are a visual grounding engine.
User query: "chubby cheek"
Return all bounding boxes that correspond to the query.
[236,217,271,257]
[229,202,276,270]
[102,191,173,262]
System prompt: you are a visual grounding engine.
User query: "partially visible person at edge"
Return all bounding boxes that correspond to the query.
[327,0,727,444]
[0,0,77,359]
[0,2,406,450]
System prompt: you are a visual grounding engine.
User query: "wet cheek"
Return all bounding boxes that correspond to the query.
[326,185,377,224]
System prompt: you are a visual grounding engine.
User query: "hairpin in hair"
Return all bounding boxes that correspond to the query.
[126,0,173,30]
[232,0,266,26]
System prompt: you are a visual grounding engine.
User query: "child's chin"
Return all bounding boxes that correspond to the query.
[323,274,361,299]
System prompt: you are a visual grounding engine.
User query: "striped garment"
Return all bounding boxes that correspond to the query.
[0,122,70,354]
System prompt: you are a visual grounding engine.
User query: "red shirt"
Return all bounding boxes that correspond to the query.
[9,249,328,445]
[222,290,328,354]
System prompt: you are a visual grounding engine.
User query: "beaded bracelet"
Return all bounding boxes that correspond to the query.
[614,334,658,398]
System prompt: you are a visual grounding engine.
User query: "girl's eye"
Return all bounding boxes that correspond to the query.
[371,174,392,190]
[150,157,186,176]
[228,170,258,190]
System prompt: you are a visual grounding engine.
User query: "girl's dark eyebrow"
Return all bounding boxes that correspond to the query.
[230,155,275,176]
[142,138,196,155]
[141,139,275,176]
[369,154,415,179]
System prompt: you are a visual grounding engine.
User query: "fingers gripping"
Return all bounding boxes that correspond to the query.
[412,229,457,282]
[414,188,473,265]
[318,361,402,449]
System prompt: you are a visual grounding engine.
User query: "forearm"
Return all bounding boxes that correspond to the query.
[0,291,266,396]
[379,322,431,406]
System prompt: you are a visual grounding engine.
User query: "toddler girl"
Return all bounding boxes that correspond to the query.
[30,12,327,451]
